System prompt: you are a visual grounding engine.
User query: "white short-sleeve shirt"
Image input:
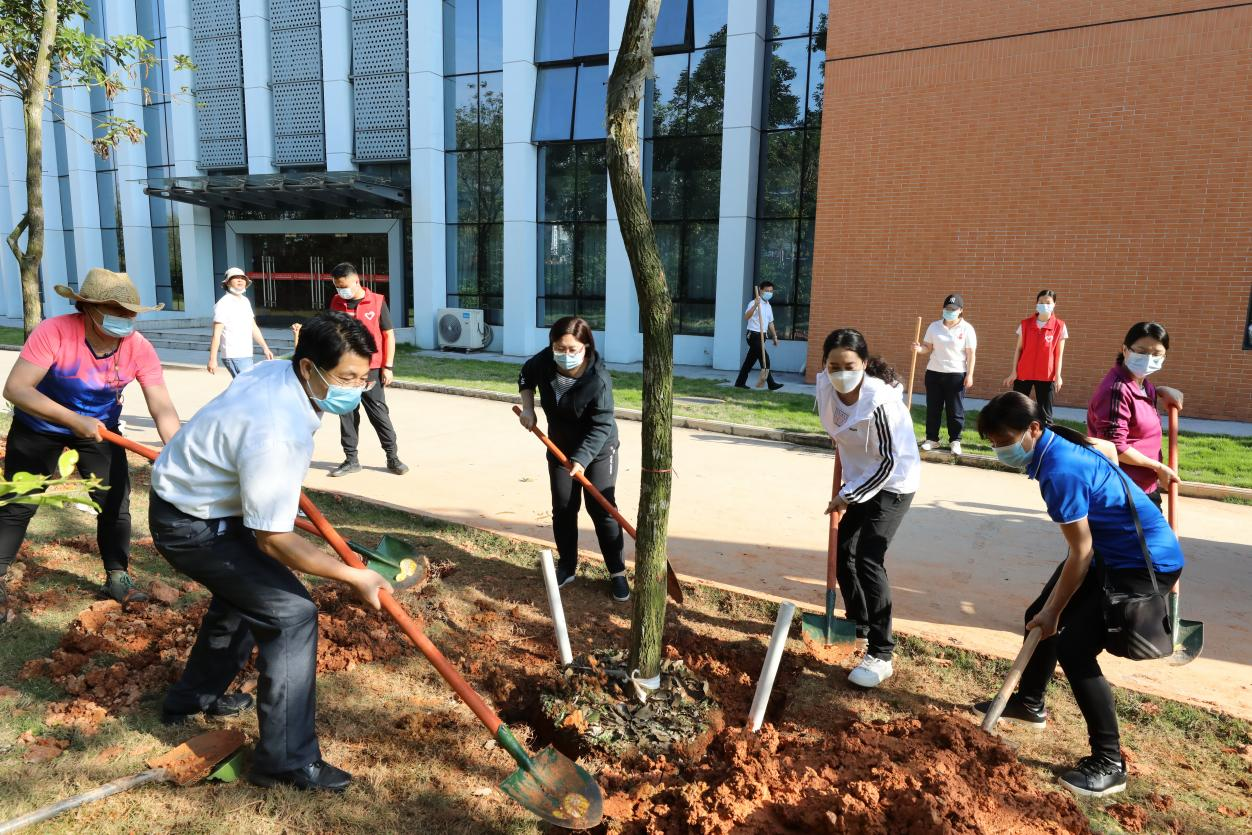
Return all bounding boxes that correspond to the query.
[152,360,321,532]
[924,319,977,373]
[745,298,775,333]
[213,292,256,359]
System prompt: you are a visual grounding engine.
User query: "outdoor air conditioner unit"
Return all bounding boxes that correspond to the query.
[436,307,492,351]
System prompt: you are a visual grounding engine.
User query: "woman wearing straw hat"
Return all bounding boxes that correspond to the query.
[208,267,273,378]
[0,268,182,620]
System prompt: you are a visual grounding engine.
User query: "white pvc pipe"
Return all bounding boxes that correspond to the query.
[539,549,573,666]
[747,601,796,732]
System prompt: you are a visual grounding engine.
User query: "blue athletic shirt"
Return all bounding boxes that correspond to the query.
[1026,428,1184,573]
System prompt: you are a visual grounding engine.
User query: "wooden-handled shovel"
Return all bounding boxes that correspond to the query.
[1165,404,1203,666]
[980,627,1043,732]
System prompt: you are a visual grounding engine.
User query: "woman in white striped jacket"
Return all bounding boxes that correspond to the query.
[816,328,922,688]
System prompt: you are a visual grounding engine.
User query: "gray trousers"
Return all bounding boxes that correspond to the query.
[149,491,320,773]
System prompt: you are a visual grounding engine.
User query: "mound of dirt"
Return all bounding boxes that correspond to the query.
[598,710,1090,835]
[19,584,419,723]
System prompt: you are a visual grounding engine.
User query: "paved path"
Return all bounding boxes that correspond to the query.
[8,353,1246,718]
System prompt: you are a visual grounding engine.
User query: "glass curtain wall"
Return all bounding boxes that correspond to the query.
[754,0,826,340]
[533,0,609,329]
[84,7,125,274]
[138,0,184,310]
[445,0,504,325]
[646,0,726,336]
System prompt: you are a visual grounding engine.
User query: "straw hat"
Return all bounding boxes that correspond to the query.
[221,266,251,288]
[54,268,163,313]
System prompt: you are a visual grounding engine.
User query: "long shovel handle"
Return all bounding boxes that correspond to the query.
[512,406,683,604]
[906,316,922,409]
[1166,405,1182,613]
[99,430,508,737]
[980,627,1043,732]
[826,446,843,592]
[0,769,165,834]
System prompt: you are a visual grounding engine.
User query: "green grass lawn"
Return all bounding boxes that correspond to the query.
[0,326,24,346]
[392,348,1252,489]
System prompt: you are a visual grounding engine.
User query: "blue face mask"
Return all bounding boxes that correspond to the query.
[98,312,135,338]
[1036,302,1054,316]
[942,309,960,322]
[309,364,364,415]
[993,433,1036,469]
[553,350,585,371]
[761,291,773,301]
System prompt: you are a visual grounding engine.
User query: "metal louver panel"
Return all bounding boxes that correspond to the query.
[351,1,408,162]
[191,0,245,169]
[270,0,325,166]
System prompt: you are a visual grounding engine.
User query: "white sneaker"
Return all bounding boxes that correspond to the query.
[950,440,962,456]
[920,440,936,452]
[848,655,893,688]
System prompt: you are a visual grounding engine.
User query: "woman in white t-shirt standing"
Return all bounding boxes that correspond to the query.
[208,267,273,378]
[912,293,977,455]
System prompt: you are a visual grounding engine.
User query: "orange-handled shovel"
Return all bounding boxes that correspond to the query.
[1165,405,1203,666]
[512,405,683,604]
[800,447,857,646]
[100,429,603,829]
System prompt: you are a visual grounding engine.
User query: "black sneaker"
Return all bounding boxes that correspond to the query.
[768,382,784,391]
[610,574,630,602]
[1058,755,1128,798]
[162,693,255,726]
[103,571,149,604]
[248,759,352,793]
[386,457,410,476]
[329,459,361,478]
[972,694,1048,729]
[555,567,575,588]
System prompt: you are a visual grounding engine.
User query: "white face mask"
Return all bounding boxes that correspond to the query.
[1036,302,1055,316]
[227,286,246,295]
[1124,352,1165,378]
[336,286,357,300]
[826,368,865,394]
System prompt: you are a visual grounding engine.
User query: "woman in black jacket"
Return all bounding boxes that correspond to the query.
[517,317,628,602]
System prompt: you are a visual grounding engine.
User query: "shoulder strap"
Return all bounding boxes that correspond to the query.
[1108,459,1160,594]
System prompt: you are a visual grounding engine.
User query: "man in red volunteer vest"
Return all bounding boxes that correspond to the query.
[326,262,408,477]
[1002,289,1068,424]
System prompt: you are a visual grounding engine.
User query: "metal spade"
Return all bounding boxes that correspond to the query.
[800,448,858,646]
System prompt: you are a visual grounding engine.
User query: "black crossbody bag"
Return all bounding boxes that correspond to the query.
[1102,465,1173,660]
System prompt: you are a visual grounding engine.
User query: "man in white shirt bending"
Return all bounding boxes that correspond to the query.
[151,312,390,792]
[208,267,272,378]
[734,280,784,391]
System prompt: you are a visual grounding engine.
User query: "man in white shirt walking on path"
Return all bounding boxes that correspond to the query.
[734,280,784,391]
[208,267,272,378]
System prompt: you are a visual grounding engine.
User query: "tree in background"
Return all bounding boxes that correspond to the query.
[0,0,190,336]
[606,0,670,680]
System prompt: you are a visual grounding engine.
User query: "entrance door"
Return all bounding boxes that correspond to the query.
[248,233,390,326]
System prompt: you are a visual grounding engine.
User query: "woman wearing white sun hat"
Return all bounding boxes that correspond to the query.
[208,267,273,378]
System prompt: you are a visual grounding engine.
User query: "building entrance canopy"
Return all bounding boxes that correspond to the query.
[144,171,409,212]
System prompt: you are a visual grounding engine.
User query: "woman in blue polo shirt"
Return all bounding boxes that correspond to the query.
[971,391,1184,800]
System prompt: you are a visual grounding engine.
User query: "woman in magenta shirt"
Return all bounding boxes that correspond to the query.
[1086,322,1184,510]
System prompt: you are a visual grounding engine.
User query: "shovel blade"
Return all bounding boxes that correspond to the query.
[499,746,603,830]
[800,612,858,645]
[1166,619,1204,666]
[146,729,246,787]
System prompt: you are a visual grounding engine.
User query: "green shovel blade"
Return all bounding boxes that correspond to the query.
[800,590,858,645]
[1167,591,1204,666]
[496,727,602,830]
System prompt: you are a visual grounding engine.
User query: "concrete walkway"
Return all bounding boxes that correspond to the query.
[6,352,1246,718]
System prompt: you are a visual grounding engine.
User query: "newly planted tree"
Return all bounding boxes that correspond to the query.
[606,0,670,680]
[0,0,189,336]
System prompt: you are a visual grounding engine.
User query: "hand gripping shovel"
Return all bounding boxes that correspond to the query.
[800,448,858,645]
[100,430,603,828]
[1165,405,1203,666]
[513,405,684,604]
[980,627,1043,732]
[0,729,245,834]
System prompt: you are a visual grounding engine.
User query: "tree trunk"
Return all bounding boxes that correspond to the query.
[7,0,58,337]
[606,0,670,680]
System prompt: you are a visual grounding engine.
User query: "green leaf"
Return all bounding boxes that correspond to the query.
[57,448,78,478]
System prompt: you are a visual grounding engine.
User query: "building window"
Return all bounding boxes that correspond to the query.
[84,8,125,275]
[754,0,826,341]
[645,0,726,336]
[138,0,184,310]
[445,0,504,324]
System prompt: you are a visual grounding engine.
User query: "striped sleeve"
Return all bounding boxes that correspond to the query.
[840,405,896,504]
[1099,377,1133,452]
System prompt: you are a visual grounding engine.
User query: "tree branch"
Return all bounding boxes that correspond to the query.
[7,214,29,264]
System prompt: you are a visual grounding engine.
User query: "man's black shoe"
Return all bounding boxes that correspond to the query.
[1057,755,1127,798]
[610,574,630,602]
[386,457,410,475]
[768,382,784,391]
[248,759,353,793]
[733,383,750,389]
[329,459,361,478]
[555,567,575,588]
[161,693,254,726]
[972,694,1047,729]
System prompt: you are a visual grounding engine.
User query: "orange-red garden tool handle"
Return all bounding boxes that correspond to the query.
[99,428,506,736]
[512,405,684,604]
[1167,405,1180,594]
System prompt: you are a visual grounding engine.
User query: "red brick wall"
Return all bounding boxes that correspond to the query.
[809,4,1252,421]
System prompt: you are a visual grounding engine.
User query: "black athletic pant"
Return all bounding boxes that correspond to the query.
[548,445,625,576]
[339,368,398,460]
[1017,558,1181,761]
[836,489,914,661]
[150,493,320,773]
[0,419,131,576]
[1013,379,1056,426]
[924,370,967,442]
[734,332,778,388]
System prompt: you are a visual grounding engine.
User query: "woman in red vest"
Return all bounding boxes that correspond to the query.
[1002,289,1068,424]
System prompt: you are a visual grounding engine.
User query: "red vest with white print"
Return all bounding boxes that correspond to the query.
[1017,315,1065,382]
[331,289,386,369]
